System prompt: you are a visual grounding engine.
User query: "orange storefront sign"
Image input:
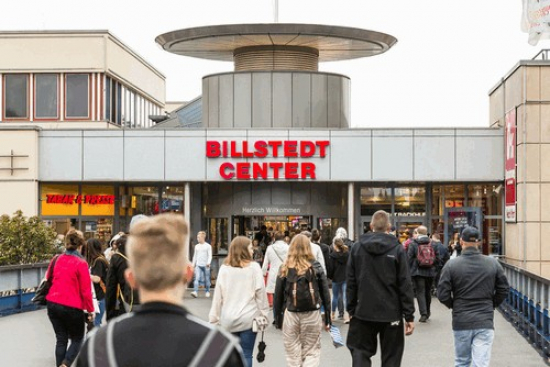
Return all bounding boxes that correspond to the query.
[41,184,115,216]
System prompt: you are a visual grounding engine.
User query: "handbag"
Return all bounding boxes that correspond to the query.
[32,255,60,305]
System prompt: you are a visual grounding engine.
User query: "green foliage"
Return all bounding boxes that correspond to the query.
[0,210,57,266]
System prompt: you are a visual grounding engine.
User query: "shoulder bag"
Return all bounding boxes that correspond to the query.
[32,255,60,305]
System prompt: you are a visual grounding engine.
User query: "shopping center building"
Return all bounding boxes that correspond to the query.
[2,25,540,277]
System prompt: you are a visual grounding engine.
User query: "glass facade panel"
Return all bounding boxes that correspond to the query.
[432,184,466,216]
[105,76,111,120]
[394,186,425,214]
[35,74,58,118]
[4,74,28,118]
[486,218,503,256]
[467,184,503,216]
[161,186,184,213]
[130,186,159,216]
[360,187,392,215]
[66,74,89,118]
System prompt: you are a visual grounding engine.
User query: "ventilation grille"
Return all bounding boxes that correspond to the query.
[234,46,319,71]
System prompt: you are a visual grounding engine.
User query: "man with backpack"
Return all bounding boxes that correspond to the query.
[75,213,246,367]
[407,225,440,323]
[347,210,415,366]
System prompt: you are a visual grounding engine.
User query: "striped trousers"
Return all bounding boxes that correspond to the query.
[283,309,322,367]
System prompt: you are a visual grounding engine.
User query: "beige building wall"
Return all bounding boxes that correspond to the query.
[0,128,40,216]
[490,62,550,278]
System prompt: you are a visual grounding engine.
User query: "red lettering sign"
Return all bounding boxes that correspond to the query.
[44,194,116,205]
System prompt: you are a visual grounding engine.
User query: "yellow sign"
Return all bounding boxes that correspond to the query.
[41,184,115,216]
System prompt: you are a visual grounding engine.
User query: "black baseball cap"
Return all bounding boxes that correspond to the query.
[461,226,480,242]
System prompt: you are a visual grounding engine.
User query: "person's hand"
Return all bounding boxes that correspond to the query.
[405,321,415,336]
[206,264,210,268]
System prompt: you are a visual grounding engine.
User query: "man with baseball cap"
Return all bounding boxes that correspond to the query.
[437,226,509,367]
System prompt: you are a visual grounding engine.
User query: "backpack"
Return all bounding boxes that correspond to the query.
[417,243,436,268]
[285,266,321,312]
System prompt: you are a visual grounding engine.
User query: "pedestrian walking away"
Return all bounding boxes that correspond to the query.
[75,213,246,367]
[191,230,212,298]
[46,230,94,367]
[437,226,509,367]
[274,234,332,367]
[84,238,109,327]
[346,210,415,367]
[407,225,440,322]
[210,236,270,367]
[262,231,289,308]
[327,237,350,323]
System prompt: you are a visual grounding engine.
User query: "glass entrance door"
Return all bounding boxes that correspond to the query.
[394,217,425,244]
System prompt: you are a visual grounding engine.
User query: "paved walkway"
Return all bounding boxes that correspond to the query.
[0,291,544,366]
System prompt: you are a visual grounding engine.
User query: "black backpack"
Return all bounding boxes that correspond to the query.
[285,266,321,312]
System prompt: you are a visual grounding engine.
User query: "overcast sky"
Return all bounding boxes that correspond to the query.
[0,1,542,128]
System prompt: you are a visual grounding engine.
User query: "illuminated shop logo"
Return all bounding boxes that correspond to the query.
[45,195,115,205]
[206,140,329,180]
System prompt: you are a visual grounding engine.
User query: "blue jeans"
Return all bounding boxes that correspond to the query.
[194,265,211,293]
[94,298,105,327]
[453,329,494,367]
[233,329,257,367]
[332,281,346,313]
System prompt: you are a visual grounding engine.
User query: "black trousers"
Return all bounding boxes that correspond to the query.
[47,302,85,367]
[412,276,433,317]
[346,317,405,367]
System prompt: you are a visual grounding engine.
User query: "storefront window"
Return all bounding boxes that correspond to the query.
[394,186,425,214]
[318,217,348,243]
[432,184,465,216]
[161,186,184,213]
[360,187,392,216]
[130,186,159,216]
[467,184,503,216]
[486,218,503,256]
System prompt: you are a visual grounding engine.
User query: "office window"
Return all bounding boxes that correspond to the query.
[105,76,111,121]
[35,74,58,119]
[66,74,89,118]
[4,74,28,118]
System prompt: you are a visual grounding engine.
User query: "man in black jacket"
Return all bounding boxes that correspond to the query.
[407,225,441,323]
[347,210,415,367]
[75,214,245,367]
[437,226,509,367]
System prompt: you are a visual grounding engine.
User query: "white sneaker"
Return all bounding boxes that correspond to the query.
[205,292,211,298]
[191,291,198,298]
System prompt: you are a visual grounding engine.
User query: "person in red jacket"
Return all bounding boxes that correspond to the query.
[46,230,94,367]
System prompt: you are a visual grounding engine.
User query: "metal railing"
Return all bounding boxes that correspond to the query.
[532,49,550,61]
[499,261,550,365]
[0,262,49,316]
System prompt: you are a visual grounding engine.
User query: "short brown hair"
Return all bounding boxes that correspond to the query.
[65,229,85,251]
[416,226,428,236]
[370,210,390,232]
[127,213,189,291]
[274,231,285,241]
[311,229,321,242]
[225,236,252,267]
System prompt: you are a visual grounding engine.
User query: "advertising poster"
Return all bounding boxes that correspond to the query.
[505,109,517,222]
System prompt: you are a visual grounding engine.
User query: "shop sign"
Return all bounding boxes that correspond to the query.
[206,140,329,180]
[242,207,303,215]
[45,195,115,205]
[505,109,517,222]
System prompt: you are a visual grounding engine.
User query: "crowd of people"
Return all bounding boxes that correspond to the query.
[39,211,509,367]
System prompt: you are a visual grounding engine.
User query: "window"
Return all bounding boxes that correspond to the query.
[3,74,28,119]
[105,76,111,121]
[65,74,89,118]
[35,74,58,119]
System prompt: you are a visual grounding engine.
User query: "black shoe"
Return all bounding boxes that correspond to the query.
[419,315,428,323]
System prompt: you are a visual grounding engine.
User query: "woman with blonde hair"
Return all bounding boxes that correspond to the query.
[273,234,332,367]
[210,236,270,367]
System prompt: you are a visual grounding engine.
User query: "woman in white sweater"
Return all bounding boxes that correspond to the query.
[209,236,269,367]
[262,231,289,305]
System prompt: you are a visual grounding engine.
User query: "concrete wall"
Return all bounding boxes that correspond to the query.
[490,63,550,278]
[0,128,40,216]
[38,128,504,183]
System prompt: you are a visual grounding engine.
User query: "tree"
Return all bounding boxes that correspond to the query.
[0,211,56,265]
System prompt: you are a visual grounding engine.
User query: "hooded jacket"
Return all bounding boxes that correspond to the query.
[328,250,349,282]
[407,235,440,278]
[347,231,415,323]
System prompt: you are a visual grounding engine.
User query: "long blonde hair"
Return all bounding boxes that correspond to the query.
[280,234,314,276]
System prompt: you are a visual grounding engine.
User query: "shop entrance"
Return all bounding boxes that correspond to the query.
[232,215,313,240]
[394,217,425,244]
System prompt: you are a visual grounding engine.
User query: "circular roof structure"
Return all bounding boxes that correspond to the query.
[155,23,397,62]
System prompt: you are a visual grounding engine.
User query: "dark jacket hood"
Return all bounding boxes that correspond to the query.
[414,235,430,245]
[329,250,348,264]
[359,232,400,255]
